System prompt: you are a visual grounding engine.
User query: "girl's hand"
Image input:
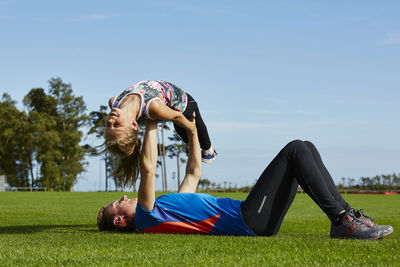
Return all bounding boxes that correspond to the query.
[108,97,116,108]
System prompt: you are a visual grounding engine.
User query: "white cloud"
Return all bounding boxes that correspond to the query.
[67,14,109,22]
[266,97,288,105]
[207,121,288,131]
[86,14,106,20]
[250,109,281,115]
[250,109,314,116]
[295,110,315,116]
[382,32,400,45]
[208,121,264,130]
[149,1,226,16]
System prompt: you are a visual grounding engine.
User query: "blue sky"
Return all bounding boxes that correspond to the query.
[1,0,399,191]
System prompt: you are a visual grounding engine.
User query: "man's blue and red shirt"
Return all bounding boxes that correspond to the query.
[134,193,255,236]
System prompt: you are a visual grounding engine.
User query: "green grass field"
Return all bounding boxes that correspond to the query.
[0,192,398,266]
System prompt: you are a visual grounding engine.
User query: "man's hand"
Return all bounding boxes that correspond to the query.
[186,116,196,137]
[186,111,197,136]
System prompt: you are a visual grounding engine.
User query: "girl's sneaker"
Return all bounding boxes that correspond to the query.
[202,146,217,163]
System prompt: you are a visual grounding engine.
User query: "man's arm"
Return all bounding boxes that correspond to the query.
[148,100,195,135]
[178,113,202,193]
[138,120,158,210]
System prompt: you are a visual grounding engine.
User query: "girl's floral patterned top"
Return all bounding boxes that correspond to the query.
[112,81,188,124]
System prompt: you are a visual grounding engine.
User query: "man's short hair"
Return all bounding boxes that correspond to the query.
[97,206,116,231]
[97,206,137,232]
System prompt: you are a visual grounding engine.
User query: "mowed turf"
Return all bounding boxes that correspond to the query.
[0,192,398,266]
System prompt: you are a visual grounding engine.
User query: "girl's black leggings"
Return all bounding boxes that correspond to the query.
[173,93,212,150]
[241,140,351,236]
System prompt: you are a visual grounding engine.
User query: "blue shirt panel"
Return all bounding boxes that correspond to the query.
[134,193,255,236]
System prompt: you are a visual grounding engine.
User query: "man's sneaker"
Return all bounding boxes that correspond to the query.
[350,208,394,237]
[201,146,217,163]
[330,213,387,240]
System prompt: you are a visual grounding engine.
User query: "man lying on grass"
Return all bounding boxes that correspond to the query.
[97,114,393,240]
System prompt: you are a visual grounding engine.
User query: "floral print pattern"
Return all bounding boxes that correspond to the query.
[112,81,188,124]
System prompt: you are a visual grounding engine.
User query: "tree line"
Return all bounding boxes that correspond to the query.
[0,78,187,191]
[338,174,400,190]
[1,78,399,192]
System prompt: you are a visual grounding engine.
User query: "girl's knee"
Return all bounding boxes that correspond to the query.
[285,140,312,156]
[286,140,305,149]
[304,140,314,147]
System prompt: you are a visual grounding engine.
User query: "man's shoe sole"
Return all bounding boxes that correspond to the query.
[330,229,393,240]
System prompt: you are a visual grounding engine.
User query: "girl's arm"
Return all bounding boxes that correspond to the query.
[137,120,158,211]
[148,100,195,135]
[178,112,202,193]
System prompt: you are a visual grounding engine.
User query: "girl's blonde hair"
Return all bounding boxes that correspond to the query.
[105,128,141,187]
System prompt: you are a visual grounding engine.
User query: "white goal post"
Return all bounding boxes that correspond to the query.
[0,175,5,192]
